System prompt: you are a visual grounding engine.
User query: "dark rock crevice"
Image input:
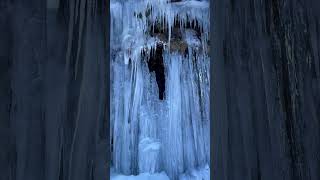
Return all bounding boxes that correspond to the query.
[147,44,166,100]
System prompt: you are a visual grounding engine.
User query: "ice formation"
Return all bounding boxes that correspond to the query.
[179,164,210,180]
[111,169,170,180]
[110,0,210,179]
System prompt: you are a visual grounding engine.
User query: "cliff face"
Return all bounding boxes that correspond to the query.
[212,0,320,180]
[0,1,109,180]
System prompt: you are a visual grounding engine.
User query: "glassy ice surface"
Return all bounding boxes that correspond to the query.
[110,0,210,179]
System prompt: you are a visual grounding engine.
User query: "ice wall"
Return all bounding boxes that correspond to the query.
[110,0,209,179]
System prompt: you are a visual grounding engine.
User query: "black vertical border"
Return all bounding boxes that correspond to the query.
[210,0,227,180]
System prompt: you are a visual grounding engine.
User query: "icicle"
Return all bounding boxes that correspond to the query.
[167,11,172,52]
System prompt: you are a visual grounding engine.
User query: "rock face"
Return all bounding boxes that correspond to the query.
[212,0,320,180]
[0,1,109,180]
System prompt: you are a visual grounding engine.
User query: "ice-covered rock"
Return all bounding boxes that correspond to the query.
[138,138,161,174]
[179,165,210,180]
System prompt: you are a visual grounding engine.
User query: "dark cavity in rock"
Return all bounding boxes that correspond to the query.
[147,43,166,100]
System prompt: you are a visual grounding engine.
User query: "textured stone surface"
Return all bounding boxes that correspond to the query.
[212,0,320,180]
[0,0,109,180]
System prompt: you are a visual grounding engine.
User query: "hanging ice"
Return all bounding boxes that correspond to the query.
[110,0,210,179]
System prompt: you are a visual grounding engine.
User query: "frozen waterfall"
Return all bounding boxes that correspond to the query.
[110,0,210,179]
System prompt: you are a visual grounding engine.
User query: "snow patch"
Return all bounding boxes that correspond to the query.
[111,172,170,180]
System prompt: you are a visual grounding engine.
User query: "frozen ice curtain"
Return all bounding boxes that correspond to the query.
[110,0,210,180]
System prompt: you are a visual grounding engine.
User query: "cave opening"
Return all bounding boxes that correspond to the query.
[146,15,204,101]
[147,43,166,100]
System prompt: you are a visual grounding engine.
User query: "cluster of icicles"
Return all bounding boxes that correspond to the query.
[111,0,209,60]
[110,0,210,180]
